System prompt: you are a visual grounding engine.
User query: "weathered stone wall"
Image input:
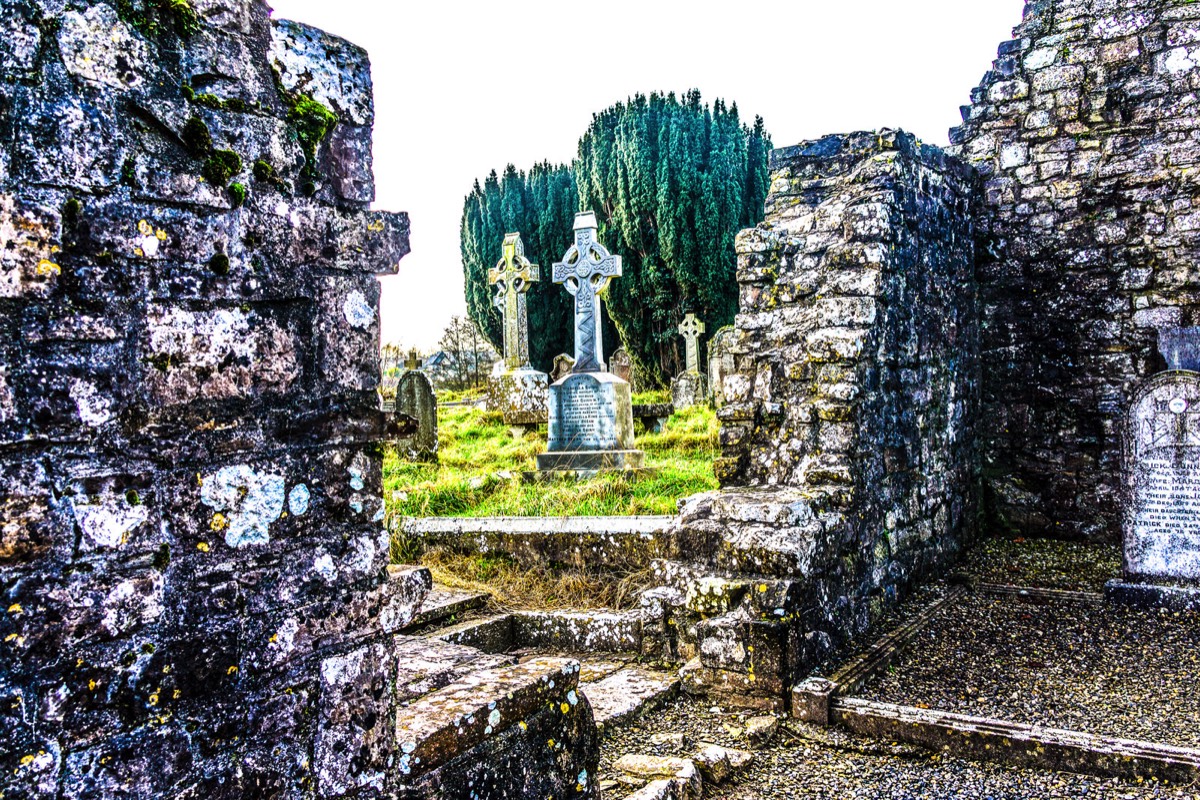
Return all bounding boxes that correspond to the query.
[705,129,979,645]
[950,0,1200,539]
[0,1,422,795]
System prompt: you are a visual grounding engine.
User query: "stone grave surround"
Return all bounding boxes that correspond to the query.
[0,3,597,798]
[485,232,549,428]
[948,0,1200,541]
[537,212,644,472]
[396,369,439,461]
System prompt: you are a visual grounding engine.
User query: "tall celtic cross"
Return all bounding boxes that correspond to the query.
[488,232,539,369]
[678,313,705,373]
[552,211,622,373]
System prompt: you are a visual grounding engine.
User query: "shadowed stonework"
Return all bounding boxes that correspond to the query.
[0,1,598,798]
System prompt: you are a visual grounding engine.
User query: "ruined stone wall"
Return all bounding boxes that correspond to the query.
[950,0,1200,539]
[0,1,418,796]
[714,130,980,620]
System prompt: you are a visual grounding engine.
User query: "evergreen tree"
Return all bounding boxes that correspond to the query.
[459,163,579,372]
[459,91,771,385]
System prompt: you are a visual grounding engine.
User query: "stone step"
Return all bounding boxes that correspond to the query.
[429,613,514,653]
[405,584,490,631]
[394,636,516,704]
[397,514,674,570]
[583,667,680,729]
[394,657,584,781]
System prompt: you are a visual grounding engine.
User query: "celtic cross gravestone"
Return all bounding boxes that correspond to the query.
[671,313,708,410]
[538,211,642,474]
[489,232,539,370]
[552,211,622,373]
[679,313,706,373]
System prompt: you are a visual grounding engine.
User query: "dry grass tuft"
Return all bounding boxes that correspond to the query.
[420,546,654,611]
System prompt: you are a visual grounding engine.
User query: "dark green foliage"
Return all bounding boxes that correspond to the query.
[252,159,275,182]
[184,83,250,113]
[228,182,247,208]
[273,79,339,195]
[576,91,771,384]
[117,0,201,38]
[459,91,771,385]
[182,116,211,157]
[209,252,230,275]
[202,149,241,187]
[459,163,584,371]
[125,489,141,506]
[120,156,139,187]
[152,544,171,570]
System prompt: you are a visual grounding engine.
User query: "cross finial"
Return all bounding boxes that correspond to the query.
[552,212,622,373]
[488,232,539,369]
[678,313,705,373]
[405,349,422,370]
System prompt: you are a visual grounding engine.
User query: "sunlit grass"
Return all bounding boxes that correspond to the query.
[384,402,718,518]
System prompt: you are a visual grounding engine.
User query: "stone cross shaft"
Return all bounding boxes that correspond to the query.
[552,211,622,373]
[488,232,540,370]
[678,313,705,373]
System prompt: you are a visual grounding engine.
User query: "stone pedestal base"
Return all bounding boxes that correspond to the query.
[536,449,646,472]
[1105,579,1200,612]
[671,371,707,410]
[488,366,549,426]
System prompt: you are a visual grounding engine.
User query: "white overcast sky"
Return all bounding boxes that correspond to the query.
[269,0,1026,350]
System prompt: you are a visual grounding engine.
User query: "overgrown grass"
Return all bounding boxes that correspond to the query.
[409,548,653,611]
[384,403,718,518]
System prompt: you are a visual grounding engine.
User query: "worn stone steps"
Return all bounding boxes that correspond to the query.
[405,583,491,630]
[394,656,599,796]
[583,667,681,730]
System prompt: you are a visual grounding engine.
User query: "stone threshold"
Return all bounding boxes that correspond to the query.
[398,514,677,570]
[832,698,1200,784]
[795,581,1200,782]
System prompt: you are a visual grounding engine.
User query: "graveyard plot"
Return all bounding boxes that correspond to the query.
[384,401,718,518]
[598,696,1199,800]
[953,535,1122,592]
[855,590,1200,749]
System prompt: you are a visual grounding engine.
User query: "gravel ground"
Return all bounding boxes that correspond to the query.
[955,537,1121,592]
[859,593,1200,748]
[600,696,1197,799]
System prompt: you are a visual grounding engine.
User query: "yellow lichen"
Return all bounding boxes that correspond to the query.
[35,259,60,276]
[138,219,153,236]
[226,665,238,675]
[6,604,20,614]
[367,219,385,232]
[209,513,227,532]
[197,541,210,553]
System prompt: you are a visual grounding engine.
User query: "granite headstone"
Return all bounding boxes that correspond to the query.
[395,369,437,461]
[609,347,634,388]
[707,325,736,408]
[1108,342,1200,609]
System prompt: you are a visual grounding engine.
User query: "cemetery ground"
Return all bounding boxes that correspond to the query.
[384,390,717,519]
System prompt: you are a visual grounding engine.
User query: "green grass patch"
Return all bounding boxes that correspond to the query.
[385,403,718,518]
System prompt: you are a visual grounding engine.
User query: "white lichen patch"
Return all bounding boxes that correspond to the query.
[200,464,286,548]
[58,4,150,89]
[69,379,113,427]
[342,291,375,330]
[313,553,336,582]
[288,484,310,516]
[100,574,164,637]
[72,494,149,552]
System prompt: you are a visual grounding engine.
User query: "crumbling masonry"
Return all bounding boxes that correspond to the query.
[0,1,596,798]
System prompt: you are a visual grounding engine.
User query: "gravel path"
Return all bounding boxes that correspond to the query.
[955,537,1121,592]
[859,593,1200,748]
[600,696,1197,798]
